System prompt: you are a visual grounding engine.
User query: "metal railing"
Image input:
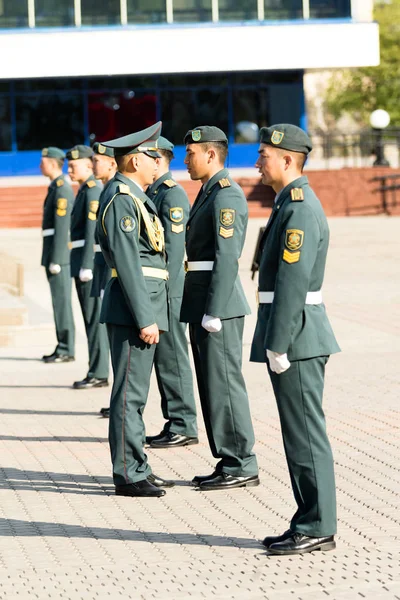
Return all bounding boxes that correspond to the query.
[370,173,400,215]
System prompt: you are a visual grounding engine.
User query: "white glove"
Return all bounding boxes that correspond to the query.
[79,268,93,282]
[49,263,61,275]
[201,314,222,333]
[267,349,291,374]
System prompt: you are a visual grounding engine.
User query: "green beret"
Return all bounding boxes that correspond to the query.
[41,147,65,159]
[259,124,312,154]
[92,142,115,158]
[157,136,174,152]
[184,125,228,145]
[66,145,94,160]
[102,122,162,158]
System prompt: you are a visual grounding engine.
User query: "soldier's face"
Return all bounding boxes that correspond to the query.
[93,154,115,181]
[184,144,209,181]
[135,152,158,186]
[40,157,52,177]
[255,144,283,186]
[68,158,92,182]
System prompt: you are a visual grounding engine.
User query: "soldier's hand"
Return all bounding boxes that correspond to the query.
[201,314,222,333]
[49,263,61,275]
[266,350,291,374]
[79,268,93,282]
[140,323,159,345]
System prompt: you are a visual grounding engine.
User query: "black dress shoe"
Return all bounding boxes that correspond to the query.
[262,529,293,548]
[145,430,167,444]
[198,472,260,491]
[43,352,75,364]
[268,533,336,555]
[149,432,199,448]
[191,469,221,486]
[147,473,175,488]
[115,480,166,497]
[73,377,109,390]
[100,407,110,418]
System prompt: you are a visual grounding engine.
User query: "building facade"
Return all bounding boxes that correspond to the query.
[0,0,378,175]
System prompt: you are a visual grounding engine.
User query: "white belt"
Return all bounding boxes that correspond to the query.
[185,261,214,272]
[70,239,85,249]
[94,244,102,252]
[258,290,323,305]
[42,228,55,237]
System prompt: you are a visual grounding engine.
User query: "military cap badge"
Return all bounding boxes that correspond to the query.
[71,149,79,159]
[271,130,284,145]
[97,144,106,154]
[192,130,202,142]
[42,148,48,157]
[120,215,135,233]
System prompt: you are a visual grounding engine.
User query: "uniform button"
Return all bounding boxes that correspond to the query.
[187,226,190,231]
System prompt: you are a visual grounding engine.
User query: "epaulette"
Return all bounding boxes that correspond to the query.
[218,178,231,188]
[87,180,96,188]
[290,188,304,201]
[56,179,64,187]
[163,179,177,188]
[118,184,131,194]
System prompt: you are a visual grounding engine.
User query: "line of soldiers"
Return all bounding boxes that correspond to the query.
[40,121,340,556]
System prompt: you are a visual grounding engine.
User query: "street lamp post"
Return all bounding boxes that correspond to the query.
[369,109,390,167]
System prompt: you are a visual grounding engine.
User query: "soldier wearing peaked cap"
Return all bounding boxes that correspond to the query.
[96,122,174,498]
[251,124,340,556]
[145,136,198,448]
[40,147,75,363]
[181,125,259,491]
[67,145,110,390]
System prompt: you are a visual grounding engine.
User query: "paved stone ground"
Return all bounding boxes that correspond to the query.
[0,216,399,599]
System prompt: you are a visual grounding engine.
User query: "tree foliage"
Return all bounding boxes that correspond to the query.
[326,0,400,126]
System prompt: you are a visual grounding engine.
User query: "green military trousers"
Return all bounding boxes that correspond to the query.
[74,278,109,379]
[107,324,156,485]
[154,297,197,437]
[189,317,258,477]
[46,267,75,356]
[268,356,337,537]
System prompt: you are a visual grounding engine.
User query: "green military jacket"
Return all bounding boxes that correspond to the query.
[97,172,169,331]
[91,178,113,297]
[70,174,102,277]
[41,174,74,267]
[250,176,340,362]
[146,171,188,299]
[180,168,251,323]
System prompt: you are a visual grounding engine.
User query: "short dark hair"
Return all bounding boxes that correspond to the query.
[202,141,228,164]
[159,148,174,164]
[54,157,64,169]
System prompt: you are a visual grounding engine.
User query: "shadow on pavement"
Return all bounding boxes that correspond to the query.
[0,435,107,442]
[0,357,43,362]
[0,409,99,416]
[0,385,75,389]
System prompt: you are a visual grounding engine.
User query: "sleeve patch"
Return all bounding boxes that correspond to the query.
[87,180,96,188]
[285,229,304,251]
[170,207,183,222]
[219,226,234,239]
[218,178,231,188]
[56,209,67,217]
[118,184,130,194]
[290,188,304,201]
[283,249,300,263]
[164,179,177,188]
[171,223,184,234]
[89,200,99,214]
[56,179,64,187]
[120,215,136,233]
[88,212,97,221]
[57,198,68,209]
[220,209,235,226]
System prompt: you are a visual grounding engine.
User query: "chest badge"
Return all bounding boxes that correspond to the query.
[220,209,236,226]
[285,229,304,251]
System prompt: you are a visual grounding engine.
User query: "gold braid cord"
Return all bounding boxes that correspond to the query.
[102,189,165,253]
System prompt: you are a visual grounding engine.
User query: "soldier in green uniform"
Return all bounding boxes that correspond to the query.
[97,122,174,497]
[145,136,198,448]
[40,147,75,363]
[251,124,340,555]
[67,145,110,390]
[180,125,259,491]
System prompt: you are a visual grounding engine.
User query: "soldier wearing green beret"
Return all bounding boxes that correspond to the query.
[67,145,110,390]
[40,147,75,363]
[181,125,259,491]
[97,122,174,497]
[251,123,340,555]
[145,136,198,448]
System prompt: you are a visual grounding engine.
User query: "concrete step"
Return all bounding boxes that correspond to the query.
[0,289,28,328]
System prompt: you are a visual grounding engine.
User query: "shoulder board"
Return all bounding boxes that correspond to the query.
[118,184,131,194]
[218,178,231,188]
[87,180,96,188]
[56,179,64,187]
[290,188,304,201]
[163,179,177,188]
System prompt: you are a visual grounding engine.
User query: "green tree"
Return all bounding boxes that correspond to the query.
[326,0,400,126]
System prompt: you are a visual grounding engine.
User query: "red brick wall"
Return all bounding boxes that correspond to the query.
[0,167,398,228]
